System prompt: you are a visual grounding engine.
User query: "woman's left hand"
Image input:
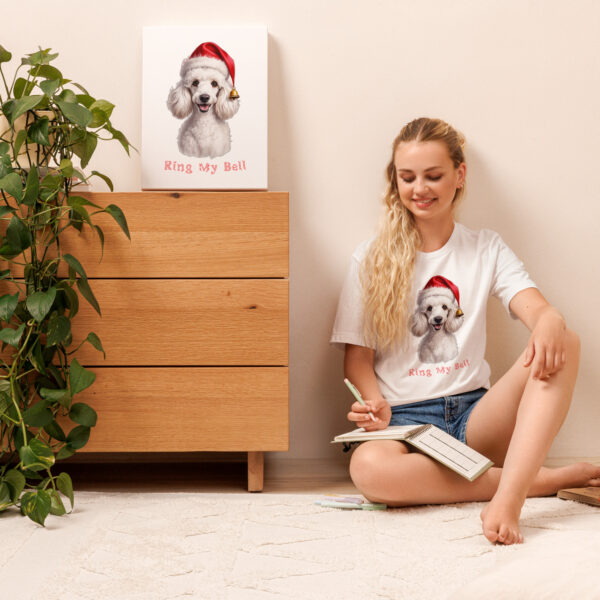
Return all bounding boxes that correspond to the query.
[523,307,567,380]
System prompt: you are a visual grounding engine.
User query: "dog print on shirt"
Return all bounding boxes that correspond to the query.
[410,275,465,364]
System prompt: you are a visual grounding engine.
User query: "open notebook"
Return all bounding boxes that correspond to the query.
[332,424,493,482]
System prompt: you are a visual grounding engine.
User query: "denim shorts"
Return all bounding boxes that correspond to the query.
[388,387,488,445]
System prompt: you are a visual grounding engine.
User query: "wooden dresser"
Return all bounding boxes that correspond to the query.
[60,191,289,491]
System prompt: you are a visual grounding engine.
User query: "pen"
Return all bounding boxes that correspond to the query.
[344,378,376,422]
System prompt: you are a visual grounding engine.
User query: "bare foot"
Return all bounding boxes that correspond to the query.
[480,463,600,546]
[551,462,600,490]
[480,492,525,545]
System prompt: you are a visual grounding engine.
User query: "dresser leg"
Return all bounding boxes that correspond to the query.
[247,451,264,492]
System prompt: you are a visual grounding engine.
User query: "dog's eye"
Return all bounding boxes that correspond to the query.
[426,306,433,312]
[442,304,448,310]
[211,81,218,88]
[192,80,199,87]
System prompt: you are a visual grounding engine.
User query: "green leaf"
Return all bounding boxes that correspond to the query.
[22,165,40,206]
[40,388,70,408]
[57,282,79,318]
[72,131,97,169]
[6,215,31,250]
[56,472,74,508]
[3,469,26,502]
[20,489,51,526]
[5,95,44,125]
[0,390,9,417]
[66,425,90,450]
[13,129,27,156]
[0,323,25,346]
[29,339,47,375]
[90,99,115,119]
[58,89,77,103]
[6,215,31,251]
[26,287,56,322]
[76,94,95,108]
[59,158,73,177]
[90,170,113,192]
[69,358,96,395]
[62,253,88,280]
[48,489,67,516]
[77,277,101,316]
[56,445,75,461]
[43,420,67,442]
[104,204,130,240]
[29,64,63,80]
[14,77,36,99]
[0,482,11,510]
[69,402,97,427]
[0,141,9,155]
[27,116,50,146]
[86,332,105,358]
[46,314,71,346]
[88,108,107,129]
[19,438,55,471]
[0,292,19,321]
[94,225,105,261]
[0,172,23,202]
[40,78,60,97]
[0,45,12,63]
[23,400,53,427]
[24,49,59,66]
[54,98,92,128]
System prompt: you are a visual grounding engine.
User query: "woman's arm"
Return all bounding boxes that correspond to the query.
[509,287,567,380]
[344,343,391,430]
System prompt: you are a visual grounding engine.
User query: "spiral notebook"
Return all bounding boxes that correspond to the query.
[332,424,493,482]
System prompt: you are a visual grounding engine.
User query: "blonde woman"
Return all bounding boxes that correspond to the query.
[330,117,600,545]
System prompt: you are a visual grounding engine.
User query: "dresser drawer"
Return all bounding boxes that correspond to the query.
[62,367,289,452]
[57,192,289,278]
[71,279,288,366]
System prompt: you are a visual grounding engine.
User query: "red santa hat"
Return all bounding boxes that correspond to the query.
[418,276,464,316]
[181,42,239,99]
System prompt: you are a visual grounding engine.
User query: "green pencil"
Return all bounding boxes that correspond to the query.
[344,378,376,422]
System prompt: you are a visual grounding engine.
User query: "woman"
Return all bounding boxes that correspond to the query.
[330,117,600,545]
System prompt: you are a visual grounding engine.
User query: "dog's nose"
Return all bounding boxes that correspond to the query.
[433,316,443,324]
[199,94,210,103]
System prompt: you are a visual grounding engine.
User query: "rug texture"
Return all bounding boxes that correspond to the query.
[2,492,600,600]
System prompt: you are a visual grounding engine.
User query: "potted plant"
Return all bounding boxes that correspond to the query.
[0,45,132,525]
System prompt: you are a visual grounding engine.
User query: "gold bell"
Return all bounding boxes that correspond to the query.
[455,308,464,317]
[229,88,239,100]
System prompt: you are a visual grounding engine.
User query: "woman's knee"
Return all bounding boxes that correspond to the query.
[349,440,408,490]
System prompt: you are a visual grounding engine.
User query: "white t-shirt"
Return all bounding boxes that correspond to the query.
[330,222,537,406]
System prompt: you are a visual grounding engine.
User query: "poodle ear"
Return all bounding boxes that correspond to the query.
[410,312,428,337]
[444,308,464,333]
[214,85,240,120]
[167,82,193,119]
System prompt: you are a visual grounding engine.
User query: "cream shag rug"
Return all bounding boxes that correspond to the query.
[2,492,600,600]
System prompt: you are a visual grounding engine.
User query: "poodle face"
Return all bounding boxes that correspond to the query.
[183,67,226,116]
[167,65,240,158]
[411,292,464,363]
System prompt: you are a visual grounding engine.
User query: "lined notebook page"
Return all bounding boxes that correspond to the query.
[409,426,492,480]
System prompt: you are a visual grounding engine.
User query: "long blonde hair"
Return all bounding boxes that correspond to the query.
[360,117,466,351]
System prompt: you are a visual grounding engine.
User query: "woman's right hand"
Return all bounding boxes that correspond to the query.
[347,397,391,431]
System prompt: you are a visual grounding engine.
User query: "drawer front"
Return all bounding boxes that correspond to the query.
[57,192,289,278]
[71,279,288,366]
[60,367,289,452]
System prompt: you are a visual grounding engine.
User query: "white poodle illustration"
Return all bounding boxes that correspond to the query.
[411,275,465,364]
[167,42,240,159]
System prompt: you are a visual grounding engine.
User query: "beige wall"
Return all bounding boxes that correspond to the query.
[6,0,599,464]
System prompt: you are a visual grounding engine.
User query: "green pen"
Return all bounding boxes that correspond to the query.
[344,378,376,422]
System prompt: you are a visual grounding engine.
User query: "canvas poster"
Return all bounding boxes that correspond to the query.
[142,26,267,190]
